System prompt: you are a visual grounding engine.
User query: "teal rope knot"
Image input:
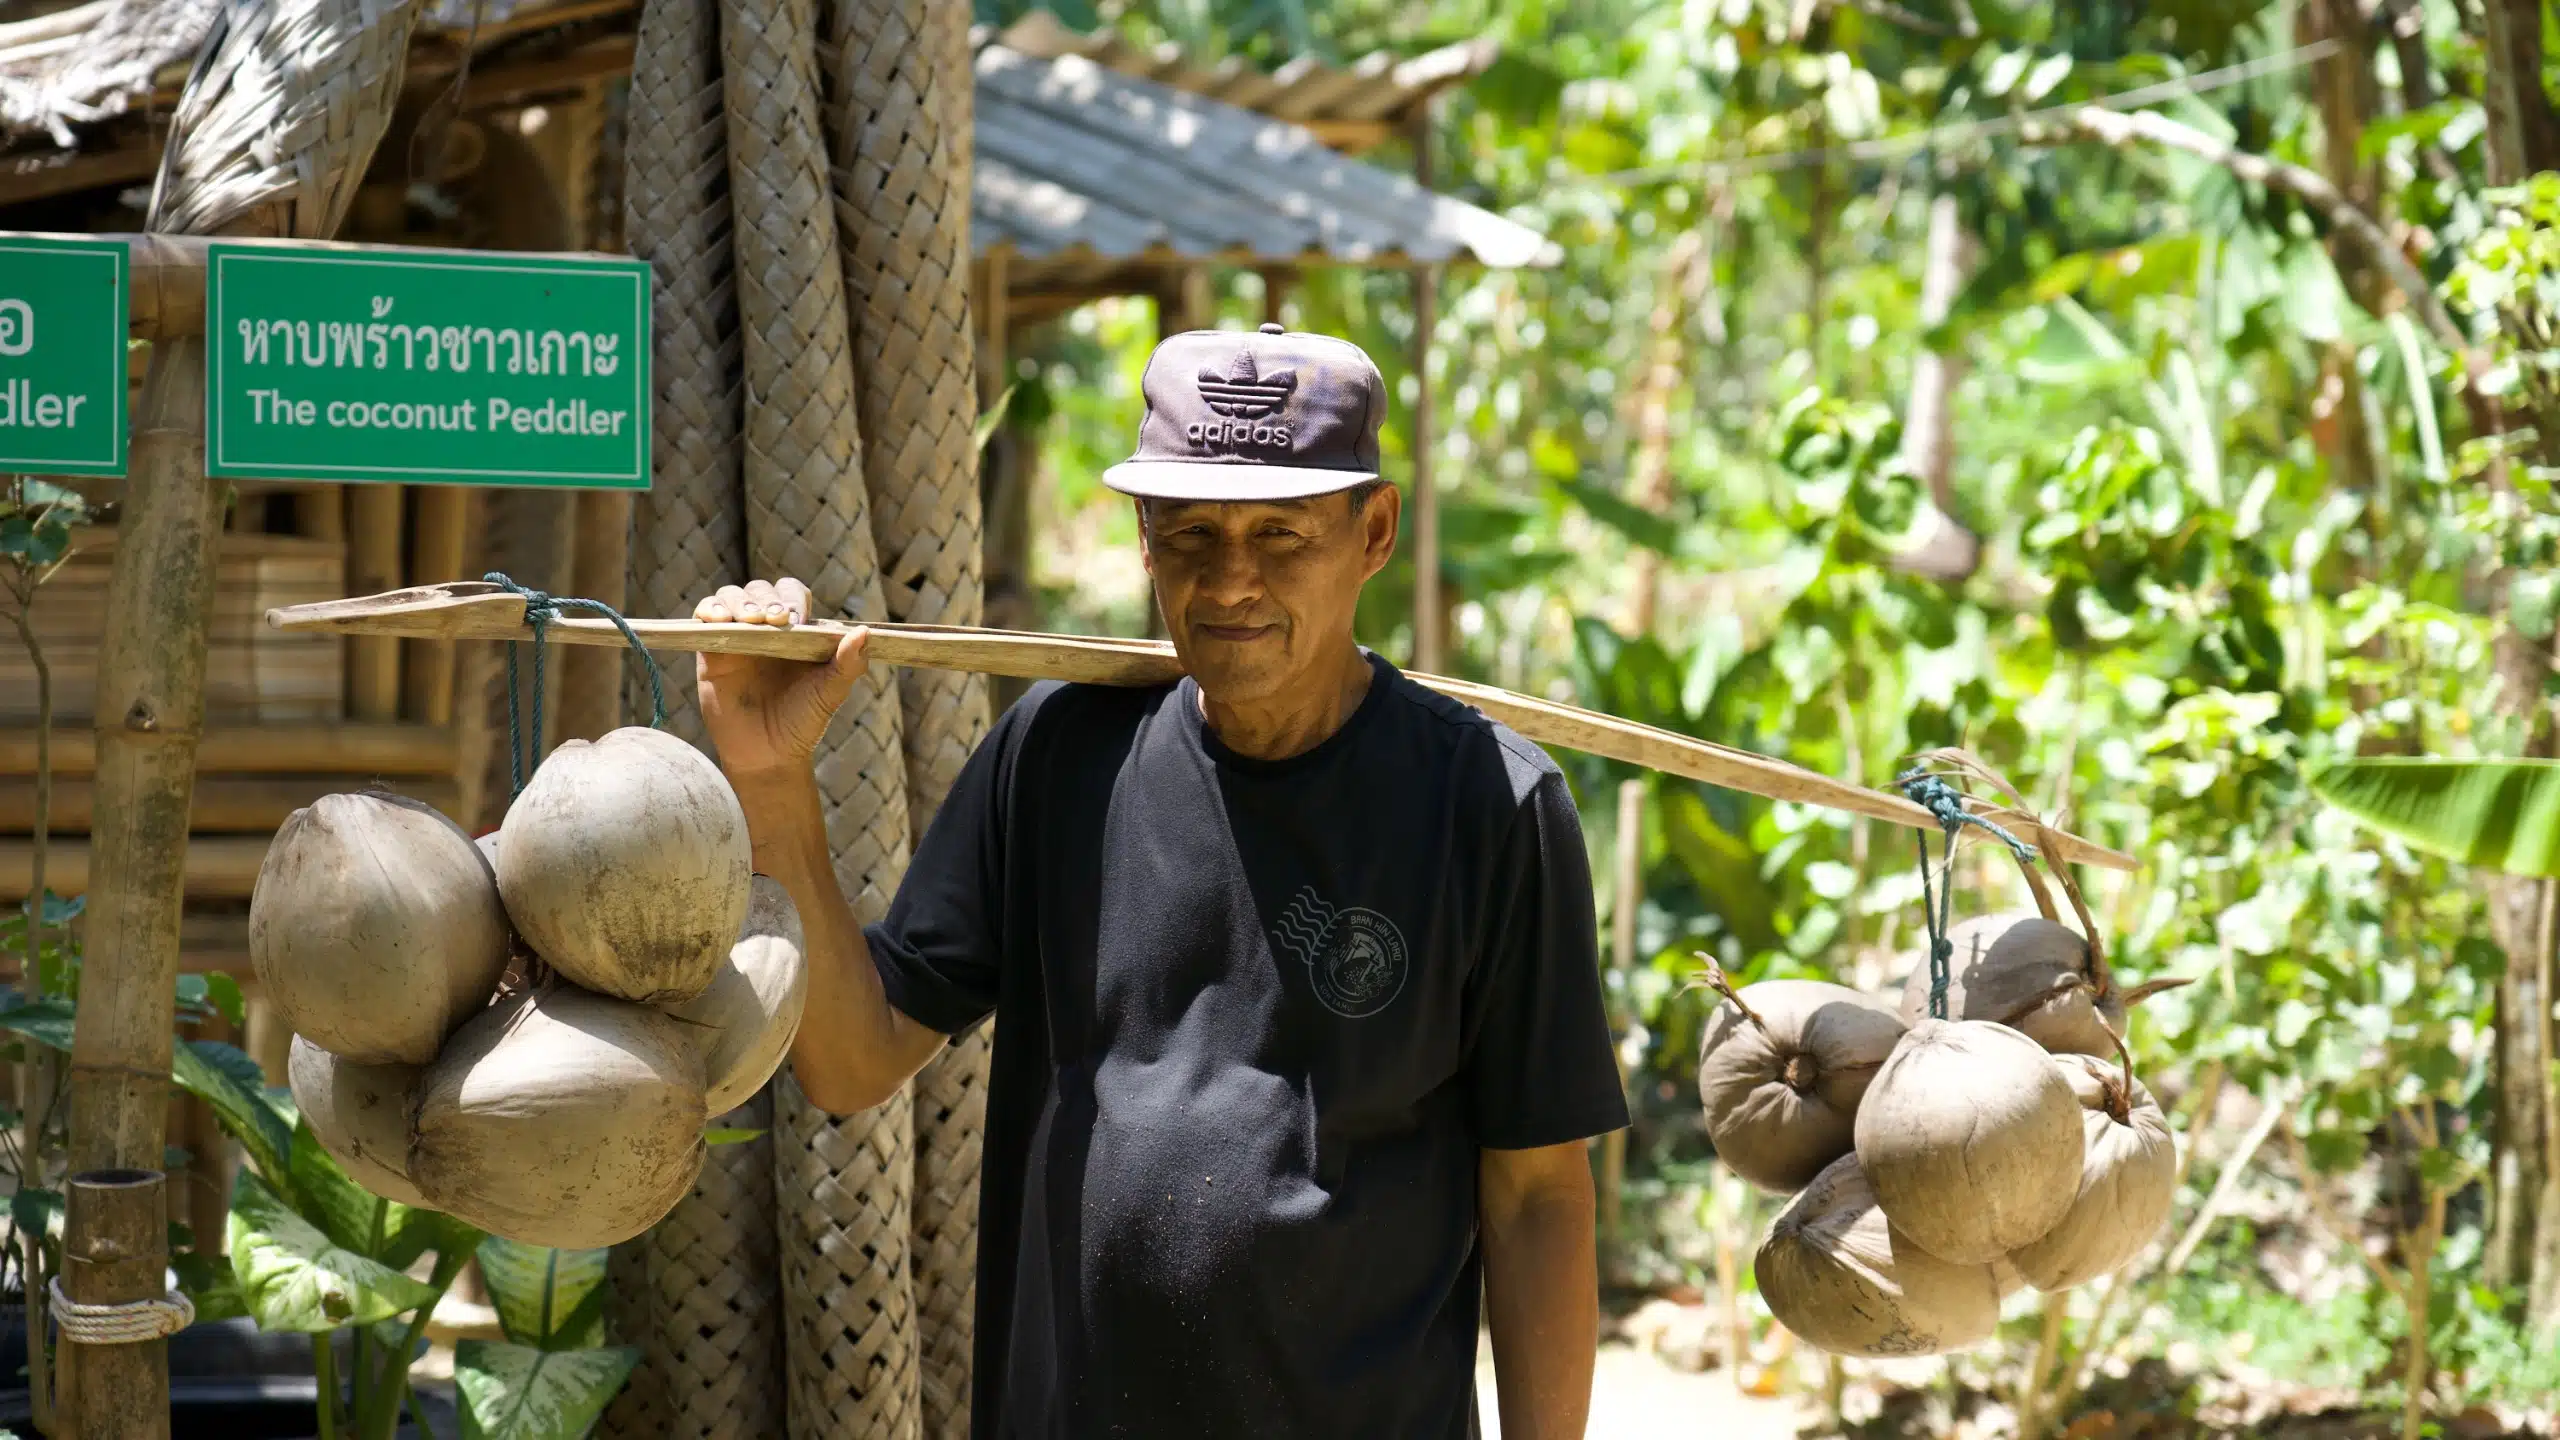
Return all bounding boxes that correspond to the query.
[483,571,669,796]
[1896,766,2039,1022]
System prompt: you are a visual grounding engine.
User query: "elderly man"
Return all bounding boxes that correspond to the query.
[692,323,1627,1439]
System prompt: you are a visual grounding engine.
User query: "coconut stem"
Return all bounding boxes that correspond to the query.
[1695,954,1771,1037]
[2099,1019,2137,1124]
[2034,816,2113,996]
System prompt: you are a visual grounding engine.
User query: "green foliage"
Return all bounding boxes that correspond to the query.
[455,1238,640,1439]
[226,1171,440,1334]
[2314,757,2560,877]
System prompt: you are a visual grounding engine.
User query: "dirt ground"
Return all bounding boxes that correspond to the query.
[1474,1329,1814,1439]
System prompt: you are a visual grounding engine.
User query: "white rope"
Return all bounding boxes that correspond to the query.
[46,1275,194,1345]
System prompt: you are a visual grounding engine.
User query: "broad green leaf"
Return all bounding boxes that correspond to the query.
[454,1340,640,1440]
[289,1117,394,1254]
[173,1039,290,1182]
[205,973,246,1031]
[1552,476,1684,557]
[478,1237,609,1351]
[704,1127,766,1146]
[2310,758,2560,877]
[10,1187,61,1240]
[226,1170,437,1333]
[171,1249,248,1325]
[1657,787,1781,955]
[0,998,76,1052]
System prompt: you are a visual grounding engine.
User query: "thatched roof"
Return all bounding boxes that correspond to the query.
[974,36,1555,305]
[1,0,1553,308]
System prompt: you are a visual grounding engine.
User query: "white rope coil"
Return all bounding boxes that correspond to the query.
[47,1276,195,1344]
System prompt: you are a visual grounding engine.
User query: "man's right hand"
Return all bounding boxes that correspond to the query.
[692,577,871,783]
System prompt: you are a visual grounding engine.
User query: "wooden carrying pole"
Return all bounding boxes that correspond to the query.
[266,583,2141,872]
[61,0,424,1434]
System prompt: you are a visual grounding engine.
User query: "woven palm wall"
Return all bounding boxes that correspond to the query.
[600,0,779,1430]
[603,0,983,1429]
[814,0,987,1432]
[720,0,924,1430]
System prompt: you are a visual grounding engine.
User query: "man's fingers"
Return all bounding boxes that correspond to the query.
[819,628,870,703]
[697,584,751,623]
[778,577,813,625]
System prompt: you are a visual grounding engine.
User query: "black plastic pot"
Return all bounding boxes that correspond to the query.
[0,1300,458,1439]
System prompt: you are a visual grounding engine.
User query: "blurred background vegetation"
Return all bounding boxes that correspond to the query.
[972,0,2560,1433]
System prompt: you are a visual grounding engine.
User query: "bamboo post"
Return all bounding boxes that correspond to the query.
[1409,103,1443,675]
[403,487,474,724]
[344,484,404,720]
[1597,777,1642,1268]
[60,1170,173,1440]
[558,490,632,740]
[61,0,425,1432]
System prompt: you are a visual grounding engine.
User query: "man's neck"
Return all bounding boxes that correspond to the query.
[1198,644,1375,762]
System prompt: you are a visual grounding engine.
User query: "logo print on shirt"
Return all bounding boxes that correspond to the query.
[1187,351,1294,451]
[1271,887,1408,1019]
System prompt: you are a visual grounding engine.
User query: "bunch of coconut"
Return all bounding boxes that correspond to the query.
[249,727,808,1250]
[1701,873,2185,1359]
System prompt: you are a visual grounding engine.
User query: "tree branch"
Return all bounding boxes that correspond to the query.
[2025,105,2472,364]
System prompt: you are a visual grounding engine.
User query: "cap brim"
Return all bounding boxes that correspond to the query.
[1102,460,1380,502]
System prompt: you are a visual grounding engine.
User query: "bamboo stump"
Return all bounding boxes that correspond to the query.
[59,1171,174,1440]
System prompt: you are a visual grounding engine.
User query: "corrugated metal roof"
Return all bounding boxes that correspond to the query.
[973,11,1497,145]
[974,40,1556,282]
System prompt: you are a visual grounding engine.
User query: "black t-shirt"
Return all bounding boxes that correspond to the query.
[867,652,1630,1440]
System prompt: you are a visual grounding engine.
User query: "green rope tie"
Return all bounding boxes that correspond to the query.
[1896,767,2038,1022]
[484,571,668,796]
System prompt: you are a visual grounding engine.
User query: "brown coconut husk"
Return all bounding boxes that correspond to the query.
[1696,960,1907,1194]
[1897,752,2190,1056]
[249,791,512,1066]
[1756,1152,2006,1357]
[495,726,753,1006]
[2008,1043,2178,1291]
[1852,1017,2085,1265]
[410,984,709,1250]
[660,874,809,1115]
[288,1035,427,1208]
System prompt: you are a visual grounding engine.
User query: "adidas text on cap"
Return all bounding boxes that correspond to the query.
[1102,324,1387,502]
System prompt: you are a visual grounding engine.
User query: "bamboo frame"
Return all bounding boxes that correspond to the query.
[266,582,2141,871]
[0,723,455,777]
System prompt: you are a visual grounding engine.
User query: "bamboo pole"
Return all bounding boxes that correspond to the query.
[344,485,404,720]
[1409,103,1443,675]
[264,584,2143,872]
[0,722,456,777]
[0,775,461,831]
[403,486,474,724]
[60,1171,172,1440]
[558,490,632,740]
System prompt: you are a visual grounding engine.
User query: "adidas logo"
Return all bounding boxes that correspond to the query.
[1189,350,1294,450]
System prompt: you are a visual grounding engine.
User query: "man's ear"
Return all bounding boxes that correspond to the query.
[1361,484,1402,581]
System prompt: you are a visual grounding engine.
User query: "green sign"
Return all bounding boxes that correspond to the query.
[205,244,651,488]
[0,236,129,477]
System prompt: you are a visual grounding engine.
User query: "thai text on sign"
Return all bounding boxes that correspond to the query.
[205,244,651,488]
[0,236,129,477]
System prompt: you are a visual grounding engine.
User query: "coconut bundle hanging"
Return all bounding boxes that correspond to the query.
[1718,750,2187,1357]
[251,726,810,1249]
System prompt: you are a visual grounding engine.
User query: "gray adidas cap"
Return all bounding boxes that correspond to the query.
[1101,323,1387,501]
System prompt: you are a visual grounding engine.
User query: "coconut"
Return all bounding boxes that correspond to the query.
[1899,911,2188,1057]
[495,726,751,1005]
[1755,1153,2006,1357]
[410,986,709,1250]
[1697,976,1907,1193]
[287,1036,427,1208]
[661,875,808,1115]
[1853,1018,2084,1264]
[2008,1053,2179,1290]
[250,791,511,1066]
